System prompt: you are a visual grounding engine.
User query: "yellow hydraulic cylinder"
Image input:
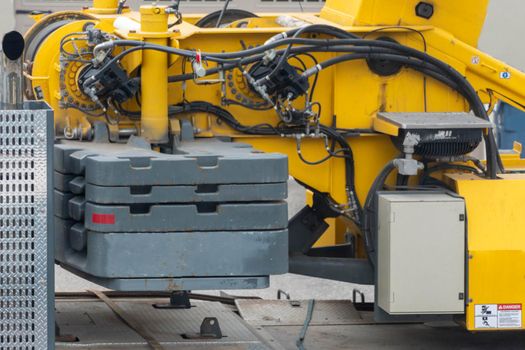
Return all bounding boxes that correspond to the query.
[139,5,170,144]
[89,0,119,14]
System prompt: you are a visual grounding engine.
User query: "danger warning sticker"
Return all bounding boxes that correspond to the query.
[475,304,522,329]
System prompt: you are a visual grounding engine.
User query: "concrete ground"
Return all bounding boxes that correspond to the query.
[55,179,375,301]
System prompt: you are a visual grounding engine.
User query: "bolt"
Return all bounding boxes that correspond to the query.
[415,2,434,19]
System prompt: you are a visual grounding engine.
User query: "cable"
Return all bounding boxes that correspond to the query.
[170,101,363,224]
[296,299,315,350]
[89,33,502,177]
[216,0,232,28]
[363,26,428,111]
[362,160,397,267]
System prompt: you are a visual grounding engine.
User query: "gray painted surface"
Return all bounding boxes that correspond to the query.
[54,139,288,185]
[56,226,288,278]
[53,137,289,290]
[84,202,288,232]
[82,182,288,204]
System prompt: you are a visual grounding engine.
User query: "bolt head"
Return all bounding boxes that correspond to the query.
[416,2,434,19]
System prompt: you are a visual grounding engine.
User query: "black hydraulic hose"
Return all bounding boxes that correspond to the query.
[98,28,500,176]
[271,24,360,41]
[167,45,433,83]
[172,101,364,223]
[165,32,498,173]
[258,25,359,85]
[301,51,500,177]
[363,160,397,267]
[168,45,455,85]
[320,125,363,222]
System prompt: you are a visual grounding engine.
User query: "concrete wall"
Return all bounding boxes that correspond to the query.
[480,0,525,71]
[0,0,15,36]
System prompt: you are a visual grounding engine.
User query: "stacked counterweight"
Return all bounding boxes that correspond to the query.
[53,137,289,291]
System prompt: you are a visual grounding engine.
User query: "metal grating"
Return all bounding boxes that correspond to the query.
[0,102,53,350]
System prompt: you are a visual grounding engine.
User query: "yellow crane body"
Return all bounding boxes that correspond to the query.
[22,0,525,331]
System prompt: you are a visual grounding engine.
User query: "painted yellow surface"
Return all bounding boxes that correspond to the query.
[89,0,119,14]
[321,0,489,46]
[26,0,525,329]
[447,173,525,331]
[138,6,171,143]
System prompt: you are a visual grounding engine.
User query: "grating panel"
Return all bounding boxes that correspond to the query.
[0,103,53,350]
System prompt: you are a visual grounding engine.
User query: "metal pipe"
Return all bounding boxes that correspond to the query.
[0,31,25,110]
[119,127,138,138]
[140,5,170,144]
[92,0,119,10]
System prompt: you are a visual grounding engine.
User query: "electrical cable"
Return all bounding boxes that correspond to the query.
[216,0,232,28]
[363,26,428,111]
[83,25,505,251]
[169,101,363,224]
[362,160,397,267]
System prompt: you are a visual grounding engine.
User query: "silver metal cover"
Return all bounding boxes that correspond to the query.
[377,112,494,130]
[0,102,53,349]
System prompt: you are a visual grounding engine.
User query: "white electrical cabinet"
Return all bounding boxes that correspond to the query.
[377,193,465,315]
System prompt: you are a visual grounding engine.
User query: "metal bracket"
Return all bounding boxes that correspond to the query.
[55,322,79,343]
[153,291,192,310]
[288,188,374,285]
[288,191,340,254]
[277,289,291,300]
[183,317,223,340]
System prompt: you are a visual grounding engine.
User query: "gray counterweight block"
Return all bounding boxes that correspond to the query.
[53,136,290,292]
[85,201,288,232]
[54,138,288,186]
[84,182,288,204]
[54,217,288,280]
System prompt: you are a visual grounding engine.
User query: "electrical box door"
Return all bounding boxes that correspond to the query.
[377,193,465,315]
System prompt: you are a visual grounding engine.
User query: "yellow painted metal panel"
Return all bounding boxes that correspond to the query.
[321,0,489,46]
[449,173,525,331]
[25,1,525,328]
